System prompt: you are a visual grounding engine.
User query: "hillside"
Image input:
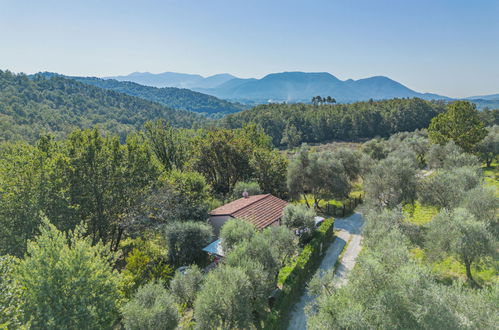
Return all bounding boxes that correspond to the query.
[196,72,450,103]
[0,71,202,142]
[62,75,246,117]
[106,71,236,89]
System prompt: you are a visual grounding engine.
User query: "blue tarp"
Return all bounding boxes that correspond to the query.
[202,238,225,257]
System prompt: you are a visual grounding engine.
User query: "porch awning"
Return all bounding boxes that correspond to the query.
[202,239,225,257]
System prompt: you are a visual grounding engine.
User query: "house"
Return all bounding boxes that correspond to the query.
[208,193,289,237]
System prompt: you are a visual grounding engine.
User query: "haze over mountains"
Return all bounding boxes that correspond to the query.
[107,72,236,89]
[108,71,499,106]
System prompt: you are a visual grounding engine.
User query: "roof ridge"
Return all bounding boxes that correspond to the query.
[231,193,270,215]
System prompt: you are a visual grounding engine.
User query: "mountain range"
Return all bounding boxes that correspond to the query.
[106,72,236,89]
[107,71,499,105]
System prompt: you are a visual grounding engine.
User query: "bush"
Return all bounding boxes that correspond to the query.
[122,282,179,330]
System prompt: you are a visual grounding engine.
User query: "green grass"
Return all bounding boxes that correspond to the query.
[403,201,439,226]
[296,194,343,208]
[482,162,499,196]
[410,247,498,286]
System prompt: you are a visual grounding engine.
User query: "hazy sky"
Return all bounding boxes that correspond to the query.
[1,0,498,98]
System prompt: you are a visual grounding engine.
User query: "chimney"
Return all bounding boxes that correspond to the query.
[242,189,249,198]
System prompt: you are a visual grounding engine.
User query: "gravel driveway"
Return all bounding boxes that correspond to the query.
[287,213,364,330]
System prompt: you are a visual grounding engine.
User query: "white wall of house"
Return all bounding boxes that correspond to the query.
[209,215,233,237]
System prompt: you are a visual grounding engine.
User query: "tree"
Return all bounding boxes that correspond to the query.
[287,147,351,208]
[120,237,174,297]
[250,149,288,197]
[122,282,179,330]
[219,218,256,253]
[281,204,316,242]
[281,122,302,148]
[194,266,253,329]
[426,208,497,287]
[231,181,262,200]
[169,265,204,308]
[428,101,487,152]
[476,125,499,167]
[364,156,417,208]
[193,129,253,196]
[144,120,190,172]
[0,255,22,328]
[418,167,481,209]
[226,234,279,277]
[361,138,388,160]
[164,221,213,267]
[261,226,297,269]
[16,218,121,328]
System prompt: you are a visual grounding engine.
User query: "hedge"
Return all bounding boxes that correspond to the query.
[263,217,335,329]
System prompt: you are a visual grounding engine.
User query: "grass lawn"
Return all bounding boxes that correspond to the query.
[482,162,499,196]
[410,247,498,287]
[402,201,439,226]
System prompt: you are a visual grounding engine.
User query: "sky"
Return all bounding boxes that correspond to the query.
[1,0,498,98]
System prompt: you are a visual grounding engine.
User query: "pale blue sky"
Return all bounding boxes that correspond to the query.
[1,0,498,97]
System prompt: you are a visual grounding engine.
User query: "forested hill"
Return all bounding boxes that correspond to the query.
[48,74,247,117]
[221,98,447,147]
[0,71,203,142]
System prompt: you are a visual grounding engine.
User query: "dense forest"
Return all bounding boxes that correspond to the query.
[221,98,499,147]
[0,71,202,142]
[54,74,247,117]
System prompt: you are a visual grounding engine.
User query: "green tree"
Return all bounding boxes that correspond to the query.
[426,208,497,287]
[220,218,256,253]
[281,123,302,148]
[144,120,190,172]
[428,101,487,152]
[250,148,288,197]
[476,125,499,167]
[0,255,22,328]
[169,265,204,308]
[16,218,121,329]
[364,156,417,208]
[231,181,262,200]
[164,221,213,266]
[281,204,316,233]
[194,266,253,329]
[122,282,179,330]
[120,237,174,297]
[287,147,351,207]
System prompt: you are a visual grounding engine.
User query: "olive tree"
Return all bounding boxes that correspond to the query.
[426,208,496,288]
[364,156,417,208]
[194,266,253,329]
[122,282,179,330]
[169,265,204,308]
[476,125,499,167]
[219,218,256,253]
[287,147,350,208]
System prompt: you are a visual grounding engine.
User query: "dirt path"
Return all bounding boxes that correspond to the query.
[287,213,364,330]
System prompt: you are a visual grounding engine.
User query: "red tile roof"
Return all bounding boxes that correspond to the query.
[210,194,289,230]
